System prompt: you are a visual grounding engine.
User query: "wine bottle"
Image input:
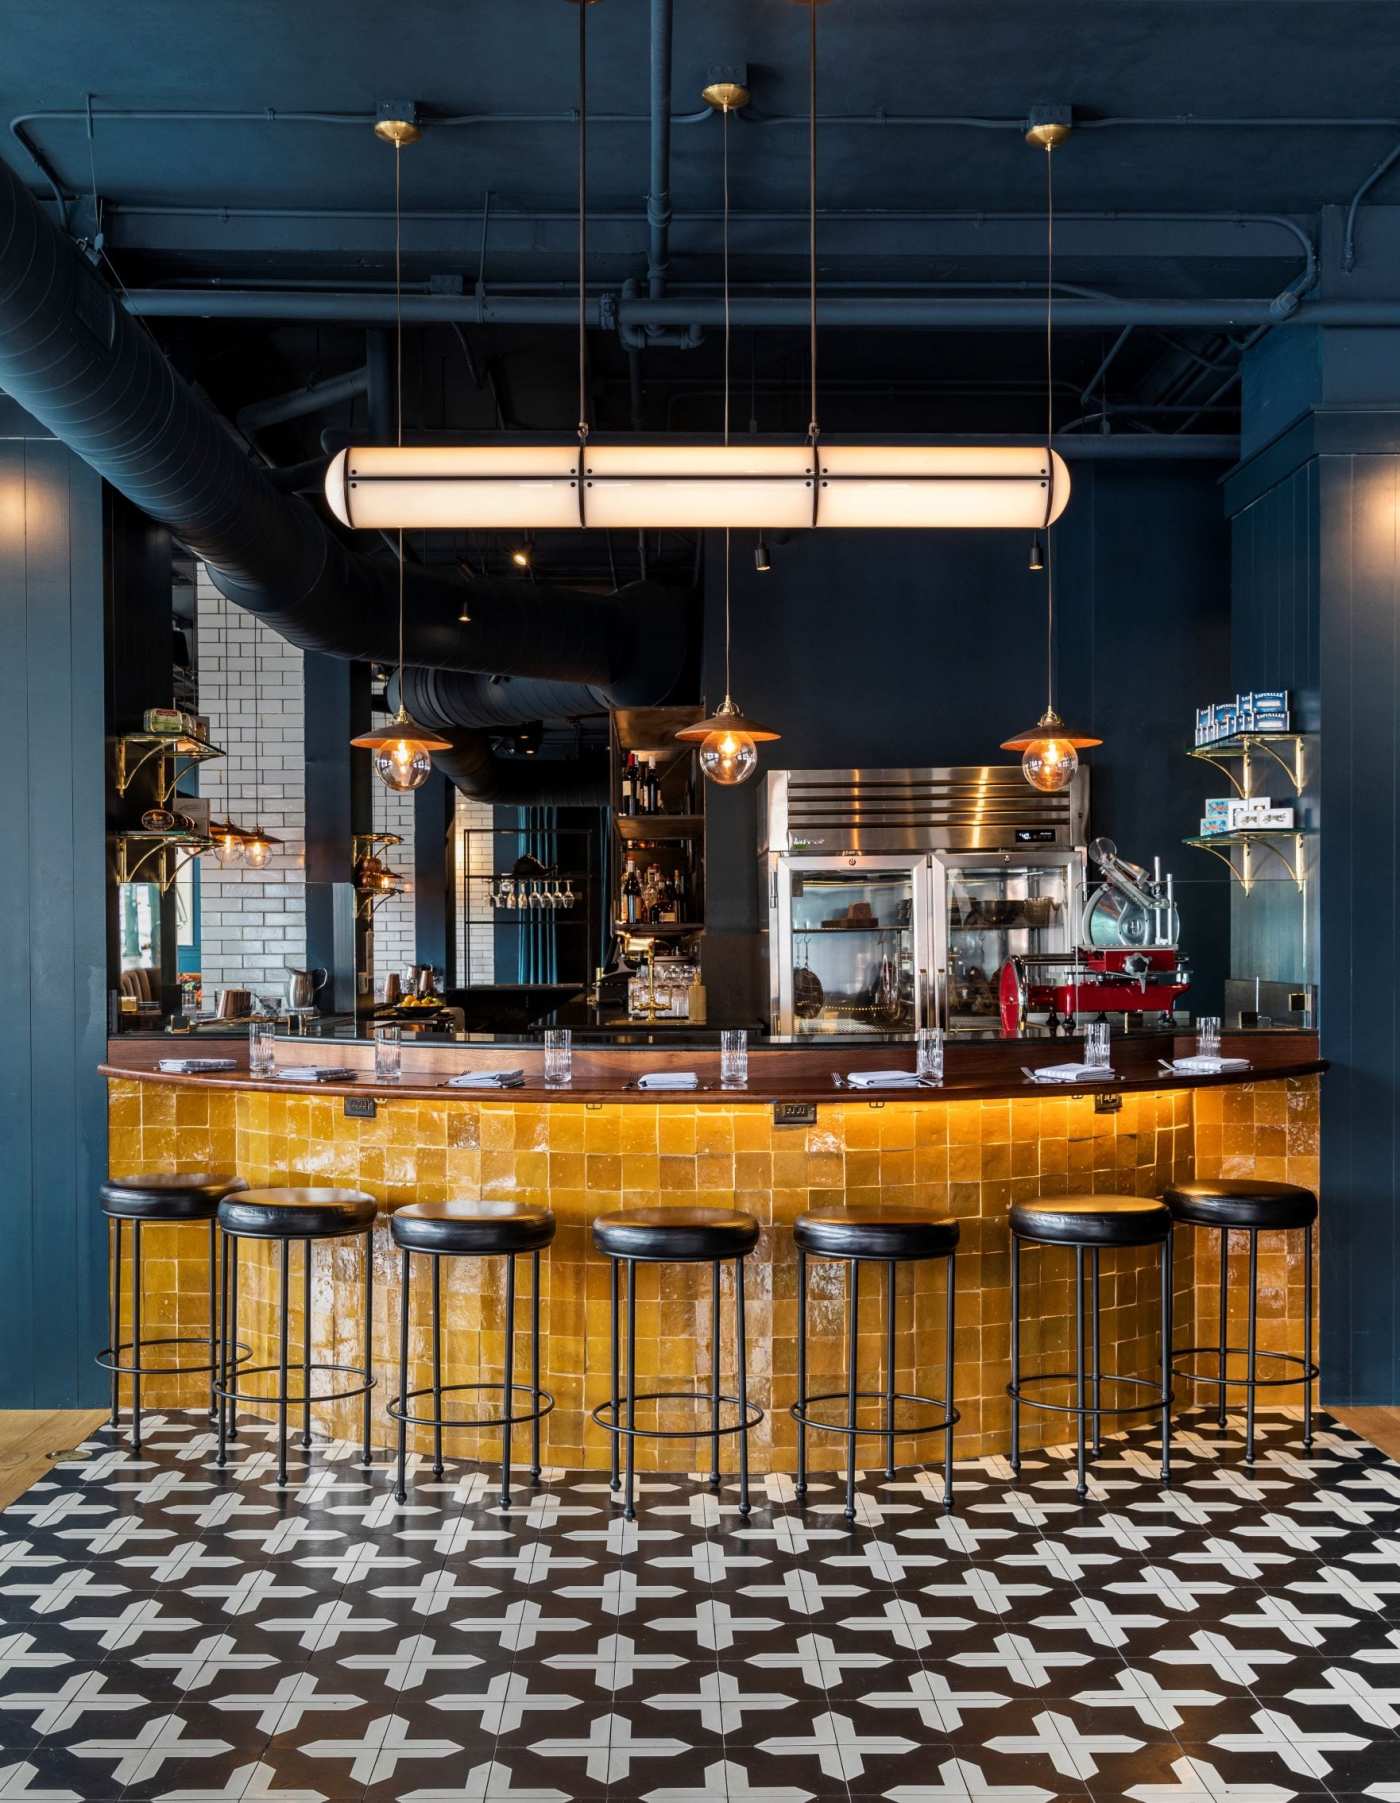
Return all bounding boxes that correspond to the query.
[621,857,642,924]
[621,754,635,816]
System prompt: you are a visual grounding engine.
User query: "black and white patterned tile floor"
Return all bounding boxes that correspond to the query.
[1,1410,1399,1803]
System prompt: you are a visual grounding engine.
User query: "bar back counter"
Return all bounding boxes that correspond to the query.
[102,1030,1322,1470]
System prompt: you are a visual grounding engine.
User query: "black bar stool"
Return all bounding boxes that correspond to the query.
[1009,1194,1174,1498]
[387,1201,556,1507]
[792,1206,960,1522]
[214,1187,377,1485]
[1163,1178,1319,1461]
[591,1207,763,1522]
[97,1172,249,1450]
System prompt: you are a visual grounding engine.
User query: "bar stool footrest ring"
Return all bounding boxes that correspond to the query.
[1172,1345,1319,1390]
[591,1389,763,1442]
[387,1380,555,1434]
[1009,1369,1172,1418]
[214,1359,373,1410]
[791,1388,959,1441]
[98,1336,253,1381]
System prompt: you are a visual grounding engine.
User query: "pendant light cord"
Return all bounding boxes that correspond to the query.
[806,0,819,446]
[577,0,590,446]
[722,99,732,703]
[393,141,408,702]
[1044,139,1055,719]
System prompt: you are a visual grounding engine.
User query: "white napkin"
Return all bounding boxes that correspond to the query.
[1167,1055,1251,1074]
[636,1071,700,1090]
[275,1066,358,1083]
[846,1069,923,1089]
[446,1068,526,1089]
[1026,1061,1116,1084]
[157,1057,238,1073]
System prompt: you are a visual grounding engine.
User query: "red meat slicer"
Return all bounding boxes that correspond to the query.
[999,837,1191,1032]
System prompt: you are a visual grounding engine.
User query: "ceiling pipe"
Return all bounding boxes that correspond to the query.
[632,0,702,351]
[236,364,368,431]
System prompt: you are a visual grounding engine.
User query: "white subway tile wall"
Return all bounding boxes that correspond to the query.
[455,789,496,984]
[195,574,307,995]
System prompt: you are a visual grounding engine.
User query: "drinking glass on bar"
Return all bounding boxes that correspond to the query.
[375,1024,402,1084]
[916,1026,944,1084]
[720,1029,748,1090]
[1196,1015,1222,1060]
[249,1019,276,1078]
[544,1027,572,1089]
[1082,1020,1111,1068]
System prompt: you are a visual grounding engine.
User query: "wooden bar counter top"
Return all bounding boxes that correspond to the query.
[102,1029,1322,1470]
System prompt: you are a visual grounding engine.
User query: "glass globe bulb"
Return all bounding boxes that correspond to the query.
[1021,735,1079,793]
[212,830,243,867]
[243,834,274,871]
[373,736,433,792]
[699,726,758,787]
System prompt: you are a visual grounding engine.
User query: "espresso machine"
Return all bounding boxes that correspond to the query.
[999,837,1191,1031]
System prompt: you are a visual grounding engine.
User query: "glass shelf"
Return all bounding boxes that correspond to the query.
[1184,828,1313,891]
[112,830,215,891]
[114,730,225,802]
[1186,731,1311,797]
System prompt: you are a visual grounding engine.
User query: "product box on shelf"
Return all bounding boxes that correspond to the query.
[1193,689,1291,744]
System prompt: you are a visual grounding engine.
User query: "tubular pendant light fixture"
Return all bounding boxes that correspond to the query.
[349,113,450,792]
[678,75,779,787]
[1001,119,1100,794]
[323,5,1069,534]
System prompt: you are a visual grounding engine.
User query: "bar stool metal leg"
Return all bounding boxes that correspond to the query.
[624,1260,638,1522]
[1009,1235,1021,1474]
[530,1250,543,1482]
[1217,1228,1230,1429]
[1160,1228,1173,1486]
[110,1219,122,1430]
[708,1261,722,1488]
[845,1259,861,1523]
[208,1219,219,1421]
[131,1220,143,1451]
[1244,1229,1259,1462]
[736,1255,751,1518]
[216,1231,231,1466]
[276,1239,291,1487]
[944,1250,957,1511]
[431,1255,444,1479]
[1303,1224,1315,1450]
[885,1259,898,1479]
[361,1227,374,1467]
[395,1247,411,1504]
[795,1248,809,1499]
[1091,1248,1103,1457]
[501,1253,517,1508]
[608,1259,621,1494]
[226,1238,241,1445]
[1074,1244,1087,1500]
[301,1240,313,1449]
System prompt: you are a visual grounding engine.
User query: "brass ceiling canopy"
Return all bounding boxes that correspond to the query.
[373,109,422,147]
[1025,120,1072,150]
[702,81,751,112]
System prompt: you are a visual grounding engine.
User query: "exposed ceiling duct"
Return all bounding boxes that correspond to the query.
[0,148,694,798]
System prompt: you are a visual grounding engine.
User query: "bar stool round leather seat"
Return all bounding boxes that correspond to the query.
[795,1205,959,1262]
[214,1187,377,1485]
[98,1172,249,1449]
[591,1206,763,1521]
[1163,1179,1318,1232]
[388,1201,556,1506]
[593,1207,759,1261]
[391,1200,555,1258]
[1010,1195,1172,1247]
[1163,1178,1319,1459]
[792,1206,960,1520]
[1009,1193,1174,1497]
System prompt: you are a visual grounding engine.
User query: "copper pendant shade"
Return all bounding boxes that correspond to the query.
[676,697,781,746]
[1000,708,1101,754]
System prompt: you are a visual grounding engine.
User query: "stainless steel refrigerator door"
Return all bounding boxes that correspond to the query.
[932,849,1085,1029]
[769,853,933,1036]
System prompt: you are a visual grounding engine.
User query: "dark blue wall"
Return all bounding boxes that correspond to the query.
[0,405,109,1406]
[702,460,1233,1016]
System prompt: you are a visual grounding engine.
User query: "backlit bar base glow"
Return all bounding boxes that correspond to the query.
[324,443,1071,531]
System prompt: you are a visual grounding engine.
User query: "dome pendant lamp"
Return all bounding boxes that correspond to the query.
[323,3,1069,535]
[1001,119,1100,794]
[677,68,778,785]
[349,114,450,793]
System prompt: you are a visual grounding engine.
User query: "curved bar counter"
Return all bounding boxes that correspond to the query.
[102,1030,1322,1468]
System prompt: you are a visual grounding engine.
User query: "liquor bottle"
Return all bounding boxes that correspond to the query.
[621,857,642,924]
[671,863,687,916]
[659,871,678,923]
[646,755,661,815]
[620,754,635,816]
[642,864,664,925]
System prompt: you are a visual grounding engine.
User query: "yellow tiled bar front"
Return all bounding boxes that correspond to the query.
[105,1075,1320,1467]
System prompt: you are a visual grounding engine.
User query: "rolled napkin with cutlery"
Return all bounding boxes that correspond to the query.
[1163,1054,1251,1074]
[845,1069,925,1089]
[1024,1061,1117,1084]
[157,1057,238,1073]
[635,1071,700,1090]
[445,1068,526,1089]
[275,1065,359,1083]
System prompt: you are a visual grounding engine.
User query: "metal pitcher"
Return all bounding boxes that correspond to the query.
[285,965,328,1011]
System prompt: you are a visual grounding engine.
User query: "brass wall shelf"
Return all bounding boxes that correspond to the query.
[1186,731,1311,798]
[1183,828,1313,893]
[113,729,224,802]
[112,829,215,893]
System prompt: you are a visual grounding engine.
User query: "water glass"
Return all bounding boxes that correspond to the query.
[1196,1015,1222,1060]
[720,1028,749,1090]
[375,1025,402,1084]
[544,1027,572,1089]
[1082,1020,1111,1068]
[916,1026,944,1084]
[249,1019,276,1078]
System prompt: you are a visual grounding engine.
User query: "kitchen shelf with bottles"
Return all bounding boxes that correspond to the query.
[609,706,707,941]
[1183,726,1316,890]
